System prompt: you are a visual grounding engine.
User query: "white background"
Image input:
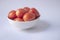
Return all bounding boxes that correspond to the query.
[0,0,60,40]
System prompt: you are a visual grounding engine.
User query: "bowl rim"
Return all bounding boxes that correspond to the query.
[7,16,40,23]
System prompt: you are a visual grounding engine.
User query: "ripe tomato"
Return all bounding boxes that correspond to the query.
[24,7,30,13]
[16,9,25,18]
[30,8,40,18]
[14,18,23,21]
[8,10,16,19]
[23,12,35,21]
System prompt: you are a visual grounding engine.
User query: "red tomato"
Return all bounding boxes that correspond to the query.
[24,7,30,13]
[8,10,16,19]
[14,18,23,21]
[30,8,40,18]
[16,9,25,18]
[23,12,35,21]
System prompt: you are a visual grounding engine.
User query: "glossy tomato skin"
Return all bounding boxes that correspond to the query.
[24,7,30,13]
[14,18,23,21]
[23,12,35,21]
[16,9,25,18]
[30,8,40,18]
[8,10,16,19]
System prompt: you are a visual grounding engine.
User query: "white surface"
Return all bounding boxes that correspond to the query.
[0,0,60,40]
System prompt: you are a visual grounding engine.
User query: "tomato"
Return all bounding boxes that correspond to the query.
[16,9,25,18]
[8,10,16,19]
[24,7,30,13]
[31,8,40,18]
[14,18,23,21]
[23,12,35,21]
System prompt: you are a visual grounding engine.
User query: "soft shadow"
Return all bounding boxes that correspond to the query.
[22,20,50,33]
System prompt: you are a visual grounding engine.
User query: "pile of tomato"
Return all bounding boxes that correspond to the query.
[8,7,40,21]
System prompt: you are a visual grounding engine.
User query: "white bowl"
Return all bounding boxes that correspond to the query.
[8,17,40,30]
